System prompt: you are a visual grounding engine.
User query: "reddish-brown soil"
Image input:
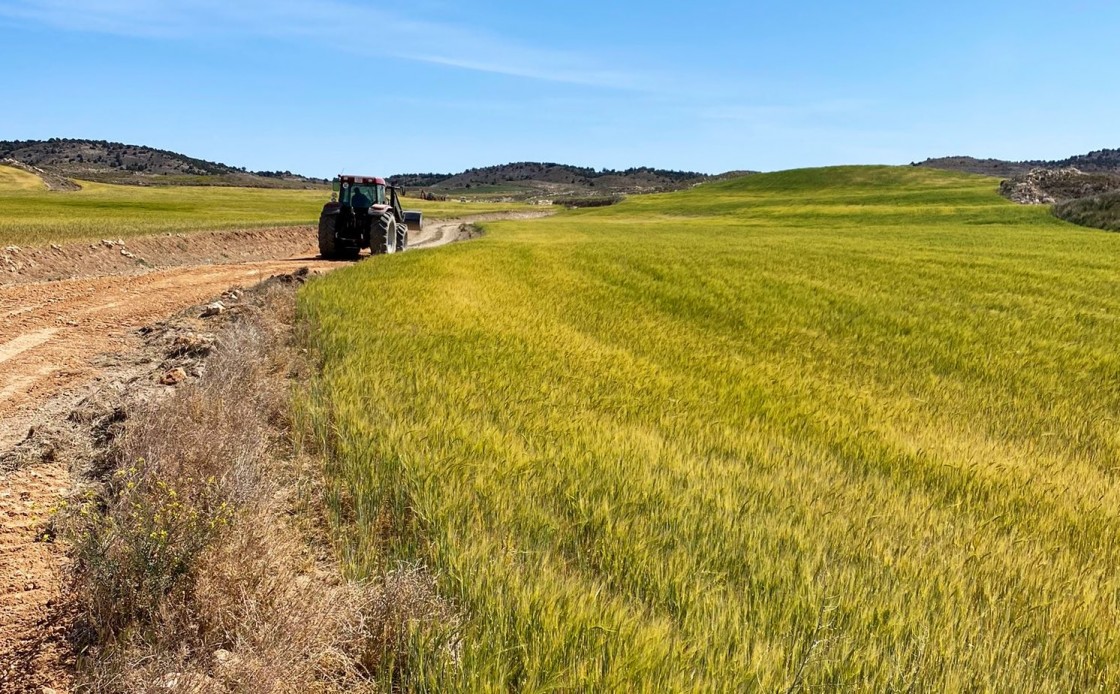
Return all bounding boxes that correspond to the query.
[1,226,318,287]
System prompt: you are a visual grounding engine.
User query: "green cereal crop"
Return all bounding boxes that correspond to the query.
[299,165,1120,691]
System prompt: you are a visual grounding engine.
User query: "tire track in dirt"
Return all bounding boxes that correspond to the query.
[0,331,58,365]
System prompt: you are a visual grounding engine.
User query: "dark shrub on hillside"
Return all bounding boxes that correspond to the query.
[559,196,623,209]
[1053,192,1120,232]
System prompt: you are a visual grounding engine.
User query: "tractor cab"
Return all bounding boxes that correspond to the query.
[335,175,387,209]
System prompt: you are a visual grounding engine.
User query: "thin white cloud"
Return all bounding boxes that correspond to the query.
[0,0,653,89]
[703,98,880,123]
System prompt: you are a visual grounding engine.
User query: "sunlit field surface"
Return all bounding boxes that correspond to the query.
[0,164,526,246]
[299,166,1120,691]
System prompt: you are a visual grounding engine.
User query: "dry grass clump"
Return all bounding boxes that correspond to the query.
[64,283,456,692]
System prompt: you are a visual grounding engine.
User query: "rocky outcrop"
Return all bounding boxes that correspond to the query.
[999,167,1120,205]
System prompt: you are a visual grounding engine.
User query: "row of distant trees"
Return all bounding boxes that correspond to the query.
[251,170,294,178]
[390,163,708,190]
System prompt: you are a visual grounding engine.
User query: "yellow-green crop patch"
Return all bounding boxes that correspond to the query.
[299,165,1120,690]
[400,196,535,219]
[0,165,530,247]
[0,164,48,192]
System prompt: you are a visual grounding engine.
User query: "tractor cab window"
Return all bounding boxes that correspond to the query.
[343,183,385,208]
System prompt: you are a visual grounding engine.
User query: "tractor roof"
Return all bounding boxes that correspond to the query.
[338,174,386,185]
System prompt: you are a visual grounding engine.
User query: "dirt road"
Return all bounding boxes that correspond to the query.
[0,213,539,690]
[0,259,337,446]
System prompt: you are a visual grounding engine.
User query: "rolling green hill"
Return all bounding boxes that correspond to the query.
[299,166,1120,690]
[0,162,49,192]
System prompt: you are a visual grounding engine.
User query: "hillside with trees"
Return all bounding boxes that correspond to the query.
[390,162,726,201]
[0,139,326,189]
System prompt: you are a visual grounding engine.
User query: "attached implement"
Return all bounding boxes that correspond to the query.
[318,175,421,259]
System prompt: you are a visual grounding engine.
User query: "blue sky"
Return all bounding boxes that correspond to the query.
[0,0,1116,178]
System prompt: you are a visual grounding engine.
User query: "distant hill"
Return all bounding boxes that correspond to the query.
[0,139,327,189]
[390,162,734,201]
[1058,149,1120,172]
[918,148,1120,234]
[916,149,1120,177]
[915,156,1035,177]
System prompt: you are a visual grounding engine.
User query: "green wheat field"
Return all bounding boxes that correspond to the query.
[298,166,1120,691]
[0,163,519,245]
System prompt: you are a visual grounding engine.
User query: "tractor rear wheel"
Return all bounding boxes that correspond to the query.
[318,214,338,259]
[370,226,387,255]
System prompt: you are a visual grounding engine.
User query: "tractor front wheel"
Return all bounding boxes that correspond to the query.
[375,212,395,254]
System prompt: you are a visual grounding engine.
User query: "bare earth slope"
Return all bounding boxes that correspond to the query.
[2,227,318,286]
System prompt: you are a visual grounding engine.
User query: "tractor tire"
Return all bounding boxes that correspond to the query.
[373,234,388,255]
[396,225,408,252]
[375,212,394,254]
[318,214,338,259]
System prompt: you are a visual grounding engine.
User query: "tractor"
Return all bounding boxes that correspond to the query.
[317,175,423,259]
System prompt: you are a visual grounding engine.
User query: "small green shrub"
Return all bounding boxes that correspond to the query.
[70,462,231,641]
